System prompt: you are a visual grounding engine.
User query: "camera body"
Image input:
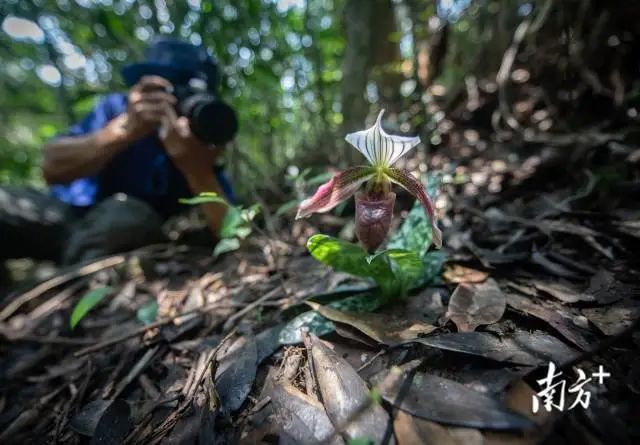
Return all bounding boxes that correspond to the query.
[173,77,238,146]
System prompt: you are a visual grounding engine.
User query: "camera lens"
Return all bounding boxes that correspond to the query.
[188,97,238,146]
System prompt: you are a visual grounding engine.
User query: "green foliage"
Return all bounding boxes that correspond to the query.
[1,0,346,189]
[279,175,445,345]
[369,387,382,405]
[178,192,228,206]
[347,438,375,445]
[274,199,298,217]
[215,202,260,257]
[213,238,241,257]
[273,169,334,217]
[181,192,260,257]
[387,174,445,286]
[136,301,158,325]
[70,286,111,329]
[307,234,422,299]
[220,203,260,240]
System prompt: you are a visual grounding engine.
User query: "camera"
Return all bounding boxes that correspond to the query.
[173,78,238,146]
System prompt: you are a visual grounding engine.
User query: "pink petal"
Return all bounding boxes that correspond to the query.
[385,167,443,249]
[296,166,375,219]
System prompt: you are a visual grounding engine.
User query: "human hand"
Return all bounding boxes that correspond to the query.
[117,75,177,142]
[158,103,221,176]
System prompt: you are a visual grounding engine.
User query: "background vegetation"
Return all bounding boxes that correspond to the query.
[1,0,637,201]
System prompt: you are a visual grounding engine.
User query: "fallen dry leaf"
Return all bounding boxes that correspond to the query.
[377,364,534,430]
[448,427,485,445]
[306,301,436,345]
[304,334,394,444]
[443,264,489,284]
[582,299,640,336]
[214,332,258,414]
[445,278,506,332]
[583,269,637,304]
[393,410,458,445]
[531,250,585,280]
[270,383,344,445]
[531,279,593,303]
[407,330,579,366]
[506,292,595,350]
[483,380,554,445]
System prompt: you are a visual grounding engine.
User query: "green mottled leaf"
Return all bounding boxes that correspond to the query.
[308,235,424,298]
[137,301,158,325]
[388,174,445,285]
[385,249,424,293]
[70,287,111,329]
[418,251,446,286]
[387,174,438,252]
[279,310,336,344]
[307,235,395,286]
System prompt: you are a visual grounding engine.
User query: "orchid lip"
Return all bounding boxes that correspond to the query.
[355,192,396,252]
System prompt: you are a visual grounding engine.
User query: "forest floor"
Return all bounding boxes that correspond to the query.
[0,129,639,445]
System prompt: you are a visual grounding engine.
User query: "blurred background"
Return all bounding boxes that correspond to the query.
[1,0,639,203]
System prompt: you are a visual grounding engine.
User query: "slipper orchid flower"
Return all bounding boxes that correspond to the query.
[296,110,442,252]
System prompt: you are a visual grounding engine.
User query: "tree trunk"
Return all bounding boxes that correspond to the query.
[341,0,373,162]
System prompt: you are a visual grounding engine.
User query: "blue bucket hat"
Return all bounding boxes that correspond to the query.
[121,37,219,89]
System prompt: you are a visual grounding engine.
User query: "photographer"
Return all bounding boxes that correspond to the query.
[0,38,238,268]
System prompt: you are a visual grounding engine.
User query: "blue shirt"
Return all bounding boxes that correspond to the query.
[50,93,235,218]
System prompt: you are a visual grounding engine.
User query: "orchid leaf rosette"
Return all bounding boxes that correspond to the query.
[296,110,442,252]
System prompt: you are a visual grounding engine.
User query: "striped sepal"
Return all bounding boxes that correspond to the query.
[344,109,421,167]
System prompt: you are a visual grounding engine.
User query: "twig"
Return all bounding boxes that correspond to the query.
[146,330,236,445]
[249,396,271,415]
[73,301,237,357]
[357,349,386,372]
[19,280,87,333]
[53,360,94,444]
[0,386,65,442]
[248,220,292,296]
[138,374,162,400]
[222,285,284,332]
[494,0,554,133]
[495,18,531,132]
[112,345,162,400]
[538,170,597,218]
[0,255,126,321]
[9,335,98,345]
[189,329,237,399]
[0,242,198,322]
[102,349,135,399]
